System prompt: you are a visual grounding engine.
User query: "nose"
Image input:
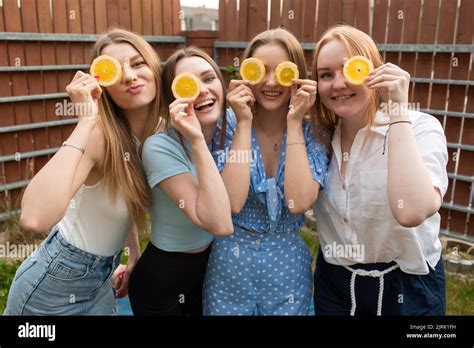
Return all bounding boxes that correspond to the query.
[263,69,277,87]
[333,71,347,90]
[121,59,138,85]
[199,81,209,96]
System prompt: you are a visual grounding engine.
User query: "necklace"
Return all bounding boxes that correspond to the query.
[255,118,283,152]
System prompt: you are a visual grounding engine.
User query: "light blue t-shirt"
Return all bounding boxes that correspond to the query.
[142,130,214,252]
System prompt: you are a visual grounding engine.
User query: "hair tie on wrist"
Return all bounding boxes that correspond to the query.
[382,121,412,155]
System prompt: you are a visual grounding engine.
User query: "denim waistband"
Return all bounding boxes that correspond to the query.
[43,226,122,271]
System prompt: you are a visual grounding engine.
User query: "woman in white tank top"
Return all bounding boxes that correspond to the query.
[4,28,163,315]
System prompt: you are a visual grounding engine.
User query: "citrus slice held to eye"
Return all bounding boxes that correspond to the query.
[275,61,299,87]
[239,58,265,85]
[171,72,201,99]
[90,55,122,87]
[343,55,374,85]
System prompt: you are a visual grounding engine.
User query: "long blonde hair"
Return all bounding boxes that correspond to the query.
[312,25,385,149]
[89,28,163,233]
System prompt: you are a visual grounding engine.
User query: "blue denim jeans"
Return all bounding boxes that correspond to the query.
[4,226,122,315]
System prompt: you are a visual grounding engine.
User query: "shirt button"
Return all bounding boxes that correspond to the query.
[343,217,349,223]
[255,240,260,245]
[342,183,347,190]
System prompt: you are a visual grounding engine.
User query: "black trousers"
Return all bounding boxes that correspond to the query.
[128,242,211,316]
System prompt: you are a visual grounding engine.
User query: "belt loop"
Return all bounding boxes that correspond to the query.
[90,256,101,272]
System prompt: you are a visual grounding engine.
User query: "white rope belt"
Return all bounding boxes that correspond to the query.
[343,264,399,316]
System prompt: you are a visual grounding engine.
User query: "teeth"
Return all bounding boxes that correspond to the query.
[263,91,280,97]
[334,95,352,101]
[195,99,214,108]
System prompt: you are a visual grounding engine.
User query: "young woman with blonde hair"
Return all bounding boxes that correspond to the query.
[4,28,163,315]
[203,28,329,316]
[312,24,448,316]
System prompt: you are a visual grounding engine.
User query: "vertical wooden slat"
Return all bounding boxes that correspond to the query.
[450,0,473,235]
[106,0,120,28]
[247,0,267,40]
[315,0,329,40]
[327,0,342,28]
[81,0,96,61]
[372,0,389,43]
[21,0,48,161]
[162,0,173,36]
[130,0,143,34]
[118,0,131,30]
[152,0,163,35]
[218,0,227,39]
[341,0,356,26]
[3,0,24,198]
[412,0,438,111]
[400,0,421,104]
[269,0,280,29]
[225,0,237,41]
[281,0,292,32]
[171,0,181,35]
[81,0,96,34]
[302,0,317,43]
[94,0,108,33]
[52,0,71,149]
[238,0,249,40]
[142,0,153,35]
[68,0,84,65]
[385,0,404,66]
[36,0,58,174]
[354,0,370,34]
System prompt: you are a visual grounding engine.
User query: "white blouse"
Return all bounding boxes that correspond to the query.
[313,110,448,275]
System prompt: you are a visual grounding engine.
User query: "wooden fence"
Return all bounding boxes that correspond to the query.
[0,0,473,242]
[0,0,183,217]
[215,0,474,242]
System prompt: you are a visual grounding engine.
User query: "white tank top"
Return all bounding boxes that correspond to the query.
[58,180,132,257]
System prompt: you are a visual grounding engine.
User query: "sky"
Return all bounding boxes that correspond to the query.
[180,0,219,9]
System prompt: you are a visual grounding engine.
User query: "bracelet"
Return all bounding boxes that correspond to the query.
[286,142,305,146]
[62,141,85,154]
[389,120,412,127]
[382,120,412,155]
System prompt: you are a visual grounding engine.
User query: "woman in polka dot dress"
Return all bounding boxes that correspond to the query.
[203,28,329,315]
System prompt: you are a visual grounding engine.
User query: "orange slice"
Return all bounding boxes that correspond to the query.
[239,58,265,85]
[275,61,299,87]
[90,55,122,87]
[171,72,201,99]
[343,55,374,85]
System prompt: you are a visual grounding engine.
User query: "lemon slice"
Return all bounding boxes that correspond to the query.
[171,72,201,99]
[275,61,299,87]
[239,58,265,85]
[343,55,374,85]
[90,55,122,87]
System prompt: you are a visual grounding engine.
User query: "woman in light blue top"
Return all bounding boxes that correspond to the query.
[128,47,232,316]
[203,28,329,315]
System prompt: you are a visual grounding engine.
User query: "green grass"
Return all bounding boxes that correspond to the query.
[0,227,472,315]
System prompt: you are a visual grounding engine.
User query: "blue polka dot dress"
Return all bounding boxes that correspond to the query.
[204,108,329,315]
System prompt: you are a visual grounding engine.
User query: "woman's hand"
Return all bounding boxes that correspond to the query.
[366,63,410,114]
[169,97,204,143]
[65,71,102,123]
[227,79,255,124]
[112,257,138,299]
[288,79,317,124]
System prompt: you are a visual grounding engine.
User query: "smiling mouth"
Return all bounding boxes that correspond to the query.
[262,91,282,98]
[332,94,356,101]
[194,99,216,112]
